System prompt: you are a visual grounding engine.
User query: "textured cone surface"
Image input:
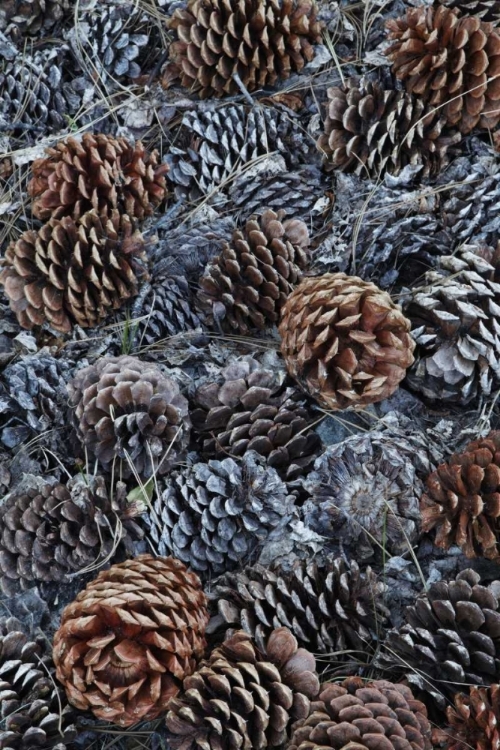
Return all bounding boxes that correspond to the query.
[190,356,321,480]
[165,627,319,749]
[0,616,76,750]
[385,5,500,133]
[68,355,191,478]
[198,209,310,335]
[288,677,432,750]
[53,554,209,726]
[0,209,148,333]
[165,0,323,98]
[27,133,168,222]
[0,0,68,34]
[279,272,415,411]
[318,76,461,177]
[437,0,500,24]
[445,684,500,750]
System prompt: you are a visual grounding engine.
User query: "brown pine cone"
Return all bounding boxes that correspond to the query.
[278,273,415,411]
[27,133,168,222]
[0,209,148,333]
[165,0,323,98]
[68,355,191,478]
[197,209,310,334]
[288,677,432,750]
[165,627,319,749]
[444,684,500,750]
[53,554,208,726]
[385,5,500,134]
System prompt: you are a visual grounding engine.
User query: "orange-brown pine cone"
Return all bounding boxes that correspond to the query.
[444,685,500,750]
[278,273,415,411]
[27,133,168,222]
[52,554,209,727]
[421,431,500,560]
[385,5,500,134]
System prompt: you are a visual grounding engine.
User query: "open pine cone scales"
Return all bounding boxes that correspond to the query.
[445,684,500,750]
[0,0,69,34]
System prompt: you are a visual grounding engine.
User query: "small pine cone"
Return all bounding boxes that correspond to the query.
[0,475,142,596]
[197,209,310,335]
[27,133,168,222]
[147,451,296,578]
[68,355,191,478]
[318,77,461,177]
[0,209,148,333]
[279,273,415,411]
[0,616,76,750]
[302,432,424,558]
[165,627,319,749]
[377,569,500,708]
[52,554,209,726]
[437,0,500,25]
[288,677,432,750]
[385,6,500,133]
[445,685,500,750]
[190,356,321,480]
[0,0,68,34]
[165,0,323,98]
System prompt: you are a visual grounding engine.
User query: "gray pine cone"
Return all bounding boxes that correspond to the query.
[437,0,500,23]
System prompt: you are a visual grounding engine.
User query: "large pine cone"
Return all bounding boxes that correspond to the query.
[279,273,415,411]
[385,5,500,133]
[68,355,191,478]
[0,210,148,333]
[0,0,68,34]
[0,474,142,596]
[197,209,310,335]
[165,627,319,749]
[53,554,208,726]
[0,616,76,750]
[27,133,168,222]
[288,677,432,750]
[165,0,323,98]
[445,684,500,750]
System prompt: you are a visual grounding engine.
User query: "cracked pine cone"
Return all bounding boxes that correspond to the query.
[53,554,209,726]
[0,616,76,750]
[148,451,296,578]
[68,355,191,478]
[165,0,323,98]
[0,0,68,35]
[197,209,310,335]
[444,684,500,750]
[279,273,415,411]
[288,677,432,750]
[0,209,148,333]
[165,627,319,749]
[27,133,168,222]
[437,0,500,25]
[385,5,500,133]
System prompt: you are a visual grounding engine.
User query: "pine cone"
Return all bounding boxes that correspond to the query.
[27,133,168,222]
[0,616,76,750]
[197,209,310,335]
[437,0,500,24]
[0,209,148,333]
[318,76,461,177]
[53,554,209,726]
[385,6,500,133]
[279,272,415,411]
[68,355,191,478]
[0,0,68,34]
[165,627,319,749]
[165,0,323,98]
[147,451,296,578]
[288,677,432,750]
[190,356,321,480]
[445,685,500,750]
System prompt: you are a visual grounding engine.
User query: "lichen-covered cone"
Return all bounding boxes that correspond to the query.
[164,0,323,98]
[438,0,500,24]
[279,273,415,410]
[445,684,500,750]
[165,627,319,749]
[68,355,191,478]
[0,0,69,35]
[288,677,432,750]
[52,554,209,727]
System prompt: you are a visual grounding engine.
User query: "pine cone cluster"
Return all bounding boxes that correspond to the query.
[0,0,69,35]
[445,684,500,750]
[53,554,209,726]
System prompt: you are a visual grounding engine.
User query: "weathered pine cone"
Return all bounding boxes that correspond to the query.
[165,0,323,98]
[197,209,310,335]
[385,5,500,133]
[438,0,500,24]
[53,554,209,726]
[27,133,168,221]
[68,355,191,478]
[288,677,432,750]
[444,684,500,750]
[279,273,415,411]
[0,0,69,34]
[165,627,319,749]
[0,209,148,333]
